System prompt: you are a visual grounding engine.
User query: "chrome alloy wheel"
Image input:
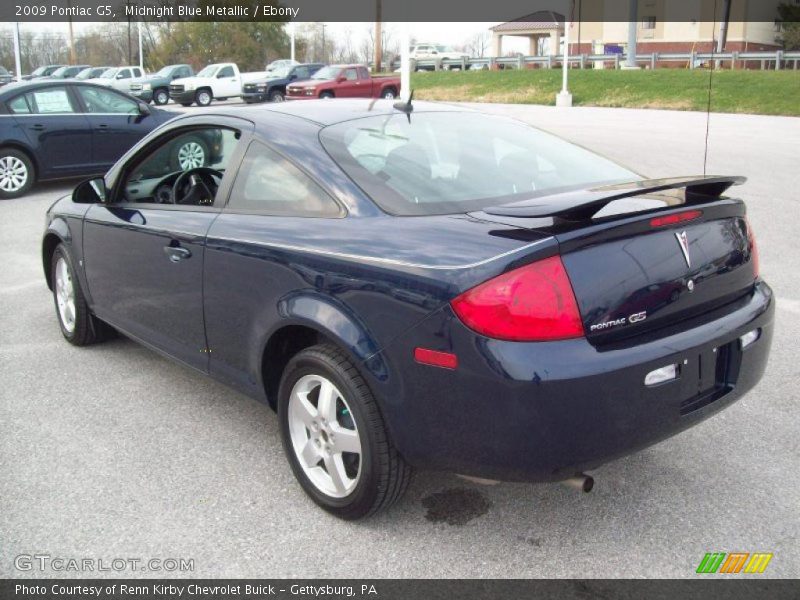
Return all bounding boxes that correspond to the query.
[288,374,362,498]
[177,142,205,170]
[54,257,76,333]
[0,155,28,192]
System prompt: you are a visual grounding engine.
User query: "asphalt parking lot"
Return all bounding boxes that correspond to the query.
[1,102,798,578]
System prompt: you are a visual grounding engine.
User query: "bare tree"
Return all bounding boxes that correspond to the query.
[466,31,491,58]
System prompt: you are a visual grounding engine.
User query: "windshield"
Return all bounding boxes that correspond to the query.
[156,66,176,77]
[51,67,69,77]
[75,68,93,79]
[267,66,291,78]
[197,65,218,77]
[31,67,47,76]
[99,68,118,79]
[311,66,340,80]
[435,45,454,52]
[320,112,639,216]
[0,67,8,75]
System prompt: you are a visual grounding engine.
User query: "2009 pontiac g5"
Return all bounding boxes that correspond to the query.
[43,100,773,518]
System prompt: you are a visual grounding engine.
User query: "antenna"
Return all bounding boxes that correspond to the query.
[392,90,414,123]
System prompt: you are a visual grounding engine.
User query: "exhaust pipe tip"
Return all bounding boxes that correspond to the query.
[562,473,594,493]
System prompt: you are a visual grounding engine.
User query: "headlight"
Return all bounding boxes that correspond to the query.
[257,85,266,91]
[184,82,196,90]
[142,83,151,90]
[303,86,316,91]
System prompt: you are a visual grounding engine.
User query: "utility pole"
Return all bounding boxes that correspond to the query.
[374,0,383,73]
[400,22,410,102]
[624,0,639,69]
[716,0,732,68]
[67,0,76,65]
[13,22,22,81]
[126,0,132,65]
[138,21,144,71]
[321,23,326,63]
[290,22,295,62]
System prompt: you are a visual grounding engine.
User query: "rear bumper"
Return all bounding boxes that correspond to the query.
[377,282,774,482]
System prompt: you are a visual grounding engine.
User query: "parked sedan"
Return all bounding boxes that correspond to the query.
[23,65,66,80]
[47,65,91,79]
[75,66,113,80]
[0,80,177,198]
[0,66,14,86]
[42,101,772,519]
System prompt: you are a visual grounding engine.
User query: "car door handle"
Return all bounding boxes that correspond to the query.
[29,124,45,131]
[164,245,191,263]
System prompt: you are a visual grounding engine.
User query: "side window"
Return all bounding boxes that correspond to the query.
[25,87,75,114]
[178,68,190,78]
[77,86,139,114]
[133,68,143,78]
[122,127,241,206]
[343,68,358,81]
[357,67,369,79]
[7,95,32,114]
[218,66,234,78]
[229,142,341,217]
[294,67,309,79]
[118,69,131,79]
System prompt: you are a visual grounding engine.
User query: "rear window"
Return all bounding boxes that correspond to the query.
[319,112,638,216]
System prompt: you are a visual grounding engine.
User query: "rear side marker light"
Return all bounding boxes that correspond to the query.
[644,364,678,386]
[450,255,584,342]
[740,329,760,349]
[650,210,703,228]
[414,348,458,370]
[745,218,760,279]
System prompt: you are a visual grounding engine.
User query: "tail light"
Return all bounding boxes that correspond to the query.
[746,218,760,278]
[650,209,702,228]
[450,255,584,342]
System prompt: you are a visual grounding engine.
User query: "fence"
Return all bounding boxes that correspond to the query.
[406,50,800,72]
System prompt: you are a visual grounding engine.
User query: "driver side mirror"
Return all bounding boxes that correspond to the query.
[73,177,107,204]
[336,75,346,83]
[137,101,151,116]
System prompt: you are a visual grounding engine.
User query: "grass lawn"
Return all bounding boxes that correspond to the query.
[410,69,800,116]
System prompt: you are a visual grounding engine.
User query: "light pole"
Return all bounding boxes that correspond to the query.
[624,0,639,69]
[556,19,572,107]
[13,22,22,81]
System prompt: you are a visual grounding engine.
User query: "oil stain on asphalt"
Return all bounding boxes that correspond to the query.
[421,488,492,525]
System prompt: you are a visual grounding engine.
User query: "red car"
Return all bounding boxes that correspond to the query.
[286,64,400,100]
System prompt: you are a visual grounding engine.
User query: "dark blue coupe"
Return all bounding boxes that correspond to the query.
[0,80,176,198]
[42,100,773,518]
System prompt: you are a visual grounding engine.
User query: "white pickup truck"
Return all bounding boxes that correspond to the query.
[169,62,265,107]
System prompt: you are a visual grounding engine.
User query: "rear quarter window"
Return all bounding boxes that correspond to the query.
[229,142,342,218]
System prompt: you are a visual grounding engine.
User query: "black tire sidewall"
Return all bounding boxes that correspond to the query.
[278,347,382,517]
[195,89,212,106]
[154,89,169,105]
[269,90,285,102]
[0,149,34,199]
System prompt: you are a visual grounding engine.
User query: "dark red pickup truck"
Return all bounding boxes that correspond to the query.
[286,64,400,100]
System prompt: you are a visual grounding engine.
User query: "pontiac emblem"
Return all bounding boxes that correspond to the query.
[675,231,691,268]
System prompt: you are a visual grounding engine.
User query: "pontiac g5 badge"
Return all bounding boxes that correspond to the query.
[675,231,691,268]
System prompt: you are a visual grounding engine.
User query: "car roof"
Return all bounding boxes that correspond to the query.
[193,98,472,127]
[0,79,122,97]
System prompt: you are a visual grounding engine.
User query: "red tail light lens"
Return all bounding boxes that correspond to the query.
[746,218,759,278]
[450,255,584,342]
[650,210,702,228]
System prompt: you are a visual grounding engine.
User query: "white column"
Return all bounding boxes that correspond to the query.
[290,22,296,62]
[138,21,144,71]
[556,22,572,107]
[13,23,22,81]
[400,22,410,101]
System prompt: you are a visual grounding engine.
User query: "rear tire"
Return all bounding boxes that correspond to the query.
[51,244,112,346]
[0,148,34,199]
[380,88,396,99]
[278,344,412,519]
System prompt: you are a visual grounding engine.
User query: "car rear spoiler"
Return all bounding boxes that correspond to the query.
[483,176,747,221]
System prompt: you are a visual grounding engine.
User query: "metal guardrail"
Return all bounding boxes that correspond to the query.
[405,50,800,72]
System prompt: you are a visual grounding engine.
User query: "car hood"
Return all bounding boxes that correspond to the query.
[288,79,330,88]
[172,76,212,86]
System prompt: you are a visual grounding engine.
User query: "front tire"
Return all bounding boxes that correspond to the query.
[153,88,169,105]
[268,89,285,102]
[194,89,212,107]
[319,91,334,99]
[51,244,110,346]
[380,88,396,99]
[0,148,34,199]
[278,344,412,519]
